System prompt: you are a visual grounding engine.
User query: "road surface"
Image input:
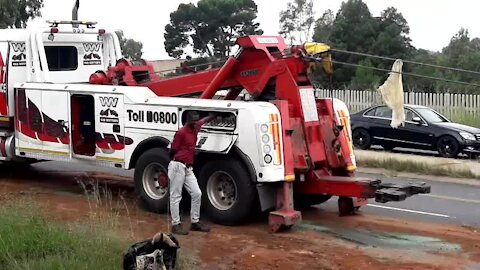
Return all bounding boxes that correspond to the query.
[318,171,480,227]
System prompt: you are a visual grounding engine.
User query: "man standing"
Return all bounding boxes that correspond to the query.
[168,111,214,235]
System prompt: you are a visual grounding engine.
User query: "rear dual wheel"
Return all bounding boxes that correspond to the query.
[198,158,257,225]
[134,150,257,225]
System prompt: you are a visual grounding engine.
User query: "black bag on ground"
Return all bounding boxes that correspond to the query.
[123,232,180,270]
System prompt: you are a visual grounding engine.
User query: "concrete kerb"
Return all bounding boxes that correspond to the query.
[354,150,480,185]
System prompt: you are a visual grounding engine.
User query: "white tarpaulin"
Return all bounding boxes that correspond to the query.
[377,59,405,128]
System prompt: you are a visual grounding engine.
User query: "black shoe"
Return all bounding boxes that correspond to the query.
[171,224,189,235]
[190,222,210,232]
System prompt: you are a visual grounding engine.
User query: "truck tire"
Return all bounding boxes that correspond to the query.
[134,148,170,213]
[294,194,332,209]
[198,158,256,225]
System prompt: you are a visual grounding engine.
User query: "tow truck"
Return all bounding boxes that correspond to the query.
[0,4,429,232]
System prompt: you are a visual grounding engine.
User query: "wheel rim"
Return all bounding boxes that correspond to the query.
[438,137,458,157]
[207,171,237,211]
[353,130,369,147]
[142,163,168,200]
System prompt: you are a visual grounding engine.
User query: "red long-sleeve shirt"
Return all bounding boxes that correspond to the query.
[170,118,207,166]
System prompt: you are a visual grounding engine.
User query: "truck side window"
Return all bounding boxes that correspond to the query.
[44,46,78,71]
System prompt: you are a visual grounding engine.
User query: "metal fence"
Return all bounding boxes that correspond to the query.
[315,89,480,116]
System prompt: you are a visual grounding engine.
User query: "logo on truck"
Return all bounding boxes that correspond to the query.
[83,42,102,66]
[99,96,119,124]
[10,42,26,67]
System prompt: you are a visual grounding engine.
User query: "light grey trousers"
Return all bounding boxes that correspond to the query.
[167,161,202,226]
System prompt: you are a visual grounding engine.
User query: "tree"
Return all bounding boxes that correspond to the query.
[0,0,44,28]
[312,9,334,43]
[371,7,413,61]
[115,31,143,61]
[328,0,377,85]
[279,0,315,44]
[164,0,263,59]
[350,59,382,88]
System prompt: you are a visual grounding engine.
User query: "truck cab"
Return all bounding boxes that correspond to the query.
[0,21,122,117]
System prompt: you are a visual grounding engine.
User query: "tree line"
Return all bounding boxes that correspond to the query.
[2,0,479,93]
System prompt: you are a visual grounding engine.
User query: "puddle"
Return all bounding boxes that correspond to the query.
[299,222,461,253]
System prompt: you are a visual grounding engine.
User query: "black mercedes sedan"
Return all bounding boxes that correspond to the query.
[350,104,480,158]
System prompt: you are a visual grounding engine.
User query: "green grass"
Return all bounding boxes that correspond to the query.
[0,192,196,270]
[448,113,480,128]
[357,157,479,180]
[0,199,127,270]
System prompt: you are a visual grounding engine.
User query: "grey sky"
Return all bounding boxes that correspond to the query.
[29,0,480,60]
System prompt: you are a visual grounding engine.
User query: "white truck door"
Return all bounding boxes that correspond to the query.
[15,89,71,161]
[94,93,126,166]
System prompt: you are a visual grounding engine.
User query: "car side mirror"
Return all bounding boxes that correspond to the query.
[412,117,423,124]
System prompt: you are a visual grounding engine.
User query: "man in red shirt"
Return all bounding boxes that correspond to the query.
[168,110,215,235]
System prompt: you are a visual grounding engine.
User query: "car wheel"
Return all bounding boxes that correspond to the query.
[352,128,372,150]
[437,136,460,158]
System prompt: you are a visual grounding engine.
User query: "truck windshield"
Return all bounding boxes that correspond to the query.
[45,46,78,71]
[416,108,448,123]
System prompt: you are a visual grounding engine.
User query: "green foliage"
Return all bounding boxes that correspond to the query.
[279,0,315,44]
[351,59,382,89]
[164,0,263,59]
[312,9,334,43]
[115,30,143,61]
[0,0,43,28]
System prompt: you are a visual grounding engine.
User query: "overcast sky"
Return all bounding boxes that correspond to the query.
[29,0,480,60]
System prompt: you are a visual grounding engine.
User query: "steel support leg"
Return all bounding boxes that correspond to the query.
[269,181,302,232]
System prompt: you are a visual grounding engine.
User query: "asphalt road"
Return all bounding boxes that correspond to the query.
[320,171,480,227]
[27,161,480,228]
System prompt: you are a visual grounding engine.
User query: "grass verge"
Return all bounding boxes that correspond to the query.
[356,157,480,180]
[0,198,127,270]
[0,179,197,269]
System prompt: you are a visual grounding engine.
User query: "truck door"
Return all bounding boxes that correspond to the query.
[15,89,71,160]
[94,93,125,166]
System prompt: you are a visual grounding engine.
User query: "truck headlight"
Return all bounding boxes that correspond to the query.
[460,132,476,141]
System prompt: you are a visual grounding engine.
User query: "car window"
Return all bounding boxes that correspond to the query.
[364,108,376,116]
[405,108,416,122]
[374,106,392,119]
[416,108,448,123]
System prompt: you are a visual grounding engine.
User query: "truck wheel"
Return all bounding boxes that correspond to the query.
[198,158,256,225]
[134,148,170,213]
[295,194,332,209]
[352,128,372,150]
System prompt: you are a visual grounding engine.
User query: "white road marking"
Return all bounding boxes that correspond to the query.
[367,204,451,218]
[420,194,480,204]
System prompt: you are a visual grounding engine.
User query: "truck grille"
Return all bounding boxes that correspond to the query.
[476,134,480,141]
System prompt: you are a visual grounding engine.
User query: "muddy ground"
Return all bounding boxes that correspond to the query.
[0,165,479,270]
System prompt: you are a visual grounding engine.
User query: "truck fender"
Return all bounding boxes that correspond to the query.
[128,136,170,169]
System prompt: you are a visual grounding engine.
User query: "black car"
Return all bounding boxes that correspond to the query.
[350,104,480,158]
